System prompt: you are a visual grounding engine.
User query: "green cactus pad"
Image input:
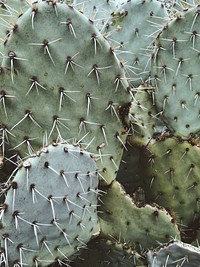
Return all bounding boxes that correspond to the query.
[0,142,100,266]
[150,6,200,137]
[140,136,200,229]
[127,84,167,146]
[147,240,200,267]
[103,0,168,86]
[0,1,131,185]
[99,180,180,250]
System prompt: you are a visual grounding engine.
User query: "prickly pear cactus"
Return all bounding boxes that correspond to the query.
[99,180,180,250]
[127,84,167,146]
[103,0,168,86]
[0,0,200,266]
[0,142,100,266]
[0,0,131,184]
[140,136,200,240]
[150,5,200,137]
[147,240,200,267]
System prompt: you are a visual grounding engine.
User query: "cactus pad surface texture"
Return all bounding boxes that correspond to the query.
[147,240,200,267]
[0,0,200,267]
[0,0,131,185]
[150,5,200,137]
[0,142,100,266]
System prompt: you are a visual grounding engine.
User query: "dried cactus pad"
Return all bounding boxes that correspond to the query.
[0,142,100,266]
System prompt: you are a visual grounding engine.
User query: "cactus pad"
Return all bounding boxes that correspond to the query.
[0,142,100,266]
